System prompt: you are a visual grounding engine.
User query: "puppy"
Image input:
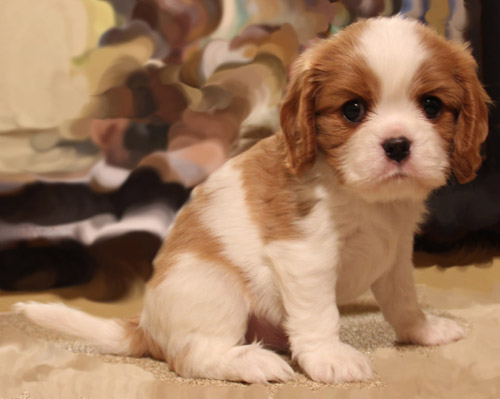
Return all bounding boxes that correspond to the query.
[15,16,490,384]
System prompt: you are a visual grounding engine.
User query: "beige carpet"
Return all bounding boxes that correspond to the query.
[1,258,500,398]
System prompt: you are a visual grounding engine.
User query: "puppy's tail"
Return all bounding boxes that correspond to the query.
[13,302,159,358]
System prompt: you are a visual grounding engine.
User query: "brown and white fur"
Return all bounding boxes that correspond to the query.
[15,16,490,384]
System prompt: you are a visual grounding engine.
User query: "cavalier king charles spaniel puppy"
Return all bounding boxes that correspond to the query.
[16,16,490,384]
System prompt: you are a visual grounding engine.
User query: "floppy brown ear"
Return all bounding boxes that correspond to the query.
[451,49,491,184]
[279,61,319,176]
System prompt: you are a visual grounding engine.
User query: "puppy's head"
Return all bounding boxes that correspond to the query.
[280,16,490,202]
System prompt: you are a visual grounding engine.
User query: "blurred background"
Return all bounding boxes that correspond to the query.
[0,0,498,297]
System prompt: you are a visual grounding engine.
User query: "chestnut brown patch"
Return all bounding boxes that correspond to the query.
[280,21,380,181]
[314,51,380,178]
[148,187,250,290]
[412,24,491,183]
[235,134,319,243]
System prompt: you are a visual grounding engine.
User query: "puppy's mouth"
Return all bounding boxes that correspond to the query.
[379,164,413,183]
[378,166,440,192]
[378,166,429,188]
[385,171,409,181]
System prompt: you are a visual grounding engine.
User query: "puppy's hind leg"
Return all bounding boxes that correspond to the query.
[144,253,294,383]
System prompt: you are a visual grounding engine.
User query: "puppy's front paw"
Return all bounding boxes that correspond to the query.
[398,315,465,346]
[297,342,372,384]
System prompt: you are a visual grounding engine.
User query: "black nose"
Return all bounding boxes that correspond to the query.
[382,137,411,163]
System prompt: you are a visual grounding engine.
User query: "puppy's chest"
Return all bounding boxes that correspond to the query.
[330,202,415,302]
[339,217,398,265]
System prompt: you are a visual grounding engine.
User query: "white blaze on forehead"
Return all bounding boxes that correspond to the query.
[358,17,428,101]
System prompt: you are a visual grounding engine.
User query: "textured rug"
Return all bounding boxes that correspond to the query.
[1,282,499,399]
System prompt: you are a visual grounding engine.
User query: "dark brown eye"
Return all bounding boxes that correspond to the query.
[342,99,366,123]
[421,95,443,120]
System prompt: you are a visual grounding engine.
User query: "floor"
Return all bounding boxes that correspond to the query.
[1,253,500,398]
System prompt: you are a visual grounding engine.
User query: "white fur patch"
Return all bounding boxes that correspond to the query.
[359,16,428,102]
[14,302,130,355]
[199,162,263,267]
[197,162,284,323]
[142,252,294,382]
